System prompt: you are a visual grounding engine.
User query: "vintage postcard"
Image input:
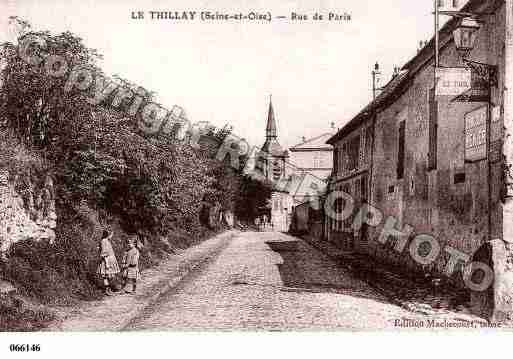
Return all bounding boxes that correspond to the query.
[0,0,513,355]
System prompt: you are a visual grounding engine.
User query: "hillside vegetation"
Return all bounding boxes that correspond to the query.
[0,18,271,330]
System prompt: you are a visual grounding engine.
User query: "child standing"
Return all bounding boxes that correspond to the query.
[122,236,140,294]
[97,230,120,296]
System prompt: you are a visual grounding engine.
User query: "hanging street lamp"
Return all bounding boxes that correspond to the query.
[452,17,481,60]
[451,16,498,98]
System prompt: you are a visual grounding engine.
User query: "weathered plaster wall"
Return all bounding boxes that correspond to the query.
[0,169,57,253]
[367,2,505,284]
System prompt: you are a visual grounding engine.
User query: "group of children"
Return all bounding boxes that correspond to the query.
[96,230,141,296]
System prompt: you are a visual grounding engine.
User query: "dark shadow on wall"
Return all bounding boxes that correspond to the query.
[470,243,494,319]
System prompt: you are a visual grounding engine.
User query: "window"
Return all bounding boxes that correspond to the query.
[365,125,373,166]
[348,135,360,172]
[343,183,352,230]
[397,121,406,179]
[359,128,366,168]
[272,160,282,181]
[428,88,438,170]
[314,152,325,168]
[341,143,347,174]
[355,178,361,201]
[318,153,325,168]
[361,175,368,202]
[335,185,343,231]
[454,172,466,184]
[333,148,339,173]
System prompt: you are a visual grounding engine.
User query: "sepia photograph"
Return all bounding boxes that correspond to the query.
[1,0,513,356]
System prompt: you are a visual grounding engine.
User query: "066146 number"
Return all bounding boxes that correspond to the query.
[9,344,40,352]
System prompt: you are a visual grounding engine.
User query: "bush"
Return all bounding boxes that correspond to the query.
[0,298,54,331]
[1,229,101,304]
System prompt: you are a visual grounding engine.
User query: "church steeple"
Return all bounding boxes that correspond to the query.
[266,95,277,139]
[261,95,287,159]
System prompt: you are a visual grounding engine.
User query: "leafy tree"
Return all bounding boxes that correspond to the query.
[236,175,273,223]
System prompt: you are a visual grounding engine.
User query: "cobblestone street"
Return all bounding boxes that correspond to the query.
[122,231,484,331]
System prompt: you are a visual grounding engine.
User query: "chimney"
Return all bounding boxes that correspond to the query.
[417,41,428,53]
[392,66,401,78]
[302,136,306,143]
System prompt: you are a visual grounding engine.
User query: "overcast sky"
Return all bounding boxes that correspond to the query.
[0,0,464,149]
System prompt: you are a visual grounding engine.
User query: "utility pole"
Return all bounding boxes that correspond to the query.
[372,62,381,100]
[503,0,513,243]
[434,0,440,68]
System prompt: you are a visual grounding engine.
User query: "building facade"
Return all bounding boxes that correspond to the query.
[288,129,336,181]
[325,0,513,319]
[326,109,375,250]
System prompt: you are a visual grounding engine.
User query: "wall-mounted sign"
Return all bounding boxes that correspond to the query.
[465,106,487,162]
[435,67,472,97]
[491,105,503,142]
[490,105,503,163]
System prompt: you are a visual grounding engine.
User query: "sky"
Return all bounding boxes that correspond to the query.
[0,0,464,149]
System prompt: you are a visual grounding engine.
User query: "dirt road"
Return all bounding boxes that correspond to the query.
[51,230,485,331]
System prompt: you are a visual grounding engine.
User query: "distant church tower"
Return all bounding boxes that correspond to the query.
[260,95,289,181]
[259,96,292,232]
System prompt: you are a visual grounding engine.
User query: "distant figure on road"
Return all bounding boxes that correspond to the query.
[255,217,261,230]
[97,230,120,296]
[263,214,268,229]
[122,236,141,295]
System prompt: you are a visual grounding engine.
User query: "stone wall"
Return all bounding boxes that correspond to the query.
[0,169,57,253]
[367,0,505,283]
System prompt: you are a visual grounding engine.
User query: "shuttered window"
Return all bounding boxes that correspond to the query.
[343,183,352,230]
[365,125,373,166]
[333,148,339,174]
[361,175,368,203]
[428,88,438,170]
[348,135,360,172]
[359,128,366,168]
[341,142,347,174]
[397,121,406,180]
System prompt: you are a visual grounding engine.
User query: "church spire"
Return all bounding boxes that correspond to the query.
[266,95,277,139]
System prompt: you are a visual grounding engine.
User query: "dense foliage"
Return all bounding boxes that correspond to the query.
[0,18,271,305]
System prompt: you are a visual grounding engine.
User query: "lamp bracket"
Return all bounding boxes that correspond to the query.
[437,10,493,20]
[451,60,498,103]
[463,59,498,88]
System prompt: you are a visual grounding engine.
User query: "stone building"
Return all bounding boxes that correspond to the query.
[326,0,513,319]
